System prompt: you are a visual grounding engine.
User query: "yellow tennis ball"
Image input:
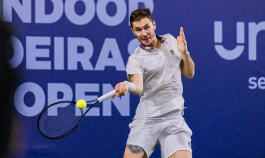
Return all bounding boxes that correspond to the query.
[76,99,87,109]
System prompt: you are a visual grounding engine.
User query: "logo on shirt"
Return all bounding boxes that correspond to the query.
[188,141,192,148]
[170,50,175,55]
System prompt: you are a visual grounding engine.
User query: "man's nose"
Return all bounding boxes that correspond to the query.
[141,30,147,36]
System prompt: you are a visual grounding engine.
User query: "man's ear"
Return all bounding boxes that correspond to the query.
[153,20,156,30]
[131,27,136,36]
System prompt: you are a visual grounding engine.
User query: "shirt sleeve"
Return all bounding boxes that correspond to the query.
[126,56,143,80]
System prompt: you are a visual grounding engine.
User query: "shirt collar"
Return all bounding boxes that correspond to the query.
[139,35,166,50]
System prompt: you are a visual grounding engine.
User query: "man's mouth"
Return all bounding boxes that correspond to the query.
[142,37,150,42]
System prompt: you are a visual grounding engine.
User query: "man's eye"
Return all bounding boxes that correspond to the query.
[145,26,150,30]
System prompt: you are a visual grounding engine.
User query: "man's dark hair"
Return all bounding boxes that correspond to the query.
[130,8,154,28]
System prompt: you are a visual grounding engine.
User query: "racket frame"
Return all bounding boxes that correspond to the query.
[37,90,115,139]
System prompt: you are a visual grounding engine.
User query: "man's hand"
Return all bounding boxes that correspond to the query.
[111,81,130,98]
[177,27,195,79]
[111,73,143,99]
[177,27,188,54]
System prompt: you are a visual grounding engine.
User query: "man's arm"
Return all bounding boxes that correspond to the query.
[180,53,195,79]
[177,27,195,79]
[112,73,143,98]
[127,73,143,95]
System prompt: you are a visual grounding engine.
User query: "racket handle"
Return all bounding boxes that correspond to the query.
[97,90,116,103]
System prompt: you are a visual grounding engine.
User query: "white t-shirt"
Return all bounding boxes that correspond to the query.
[126,33,185,119]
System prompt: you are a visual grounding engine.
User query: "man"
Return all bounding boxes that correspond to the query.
[113,8,195,158]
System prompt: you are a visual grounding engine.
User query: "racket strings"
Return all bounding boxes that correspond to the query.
[38,102,82,138]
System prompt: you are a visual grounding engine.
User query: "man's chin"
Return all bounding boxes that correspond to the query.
[141,41,151,47]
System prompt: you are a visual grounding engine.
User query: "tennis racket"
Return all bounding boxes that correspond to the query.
[37,90,116,139]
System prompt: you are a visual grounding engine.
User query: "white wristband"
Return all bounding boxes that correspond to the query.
[124,81,136,93]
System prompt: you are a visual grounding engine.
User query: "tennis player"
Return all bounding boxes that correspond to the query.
[113,8,195,158]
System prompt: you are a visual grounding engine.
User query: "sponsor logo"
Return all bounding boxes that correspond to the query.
[214,21,265,60]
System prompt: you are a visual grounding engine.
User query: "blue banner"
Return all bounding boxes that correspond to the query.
[2,0,265,157]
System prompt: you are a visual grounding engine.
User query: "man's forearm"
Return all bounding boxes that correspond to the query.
[181,52,195,79]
